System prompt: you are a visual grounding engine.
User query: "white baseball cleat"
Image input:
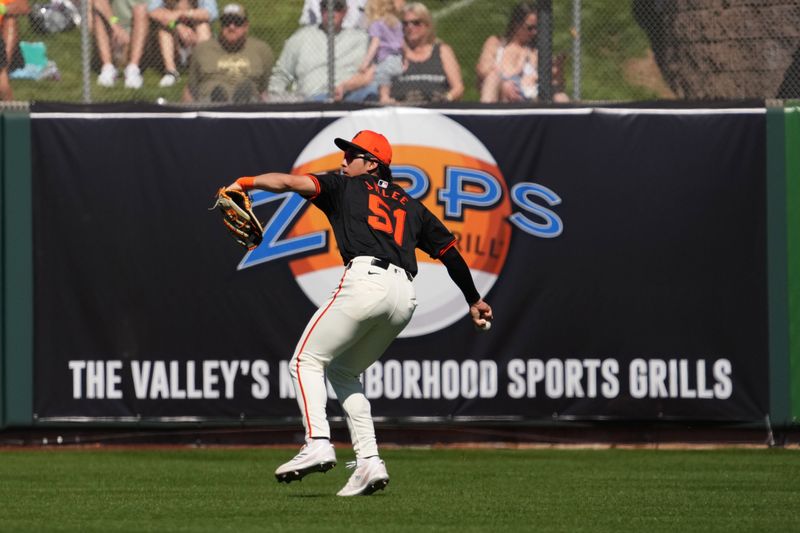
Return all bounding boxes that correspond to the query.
[336,457,390,496]
[275,439,336,483]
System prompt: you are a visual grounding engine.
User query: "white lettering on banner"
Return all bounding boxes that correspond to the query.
[713,359,733,398]
[629,358,733,399]
[507,358,620,399]
[251,360,270,399]
[422,361,440,398]
[68,360,124,399]
[65,357,733,402]
[507,357,730,400]
[186,361,203,399]
[169,361,186,399]
[150,361,169,399]
[203,360,219,399]
[364,359,498,400]
[69,360,271,400]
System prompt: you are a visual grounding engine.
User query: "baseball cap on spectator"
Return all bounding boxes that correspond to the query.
[335,130,392,166]
[320,0,347,11]
[221,3,247,22]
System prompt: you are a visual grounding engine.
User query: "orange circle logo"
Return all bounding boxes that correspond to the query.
[289,109,511,337]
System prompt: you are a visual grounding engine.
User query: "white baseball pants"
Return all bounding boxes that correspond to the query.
[289,256,417,459]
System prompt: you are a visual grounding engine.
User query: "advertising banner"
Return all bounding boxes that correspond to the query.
[30,106,768,422]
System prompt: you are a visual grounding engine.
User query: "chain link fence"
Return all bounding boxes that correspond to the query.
[2,0,800,104]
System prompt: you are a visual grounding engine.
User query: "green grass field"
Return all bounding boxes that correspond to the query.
[1,447,798,532]
[9,0,661,103]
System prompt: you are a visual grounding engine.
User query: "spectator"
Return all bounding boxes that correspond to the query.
[389,2,463,104]
[475,1,568,103]
[0,28,9,100]
[91,0,149,89]
[148,0,218,88]
[182,3,273,103]
[299,0,366,30]
[358,0,402,103]
[1,0,29,69]
[269,0,377,102]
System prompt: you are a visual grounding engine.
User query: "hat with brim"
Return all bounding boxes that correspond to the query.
[221,3,247,20]
[334,130,392,166]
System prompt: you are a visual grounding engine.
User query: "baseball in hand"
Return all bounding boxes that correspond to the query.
[477,319,492,331]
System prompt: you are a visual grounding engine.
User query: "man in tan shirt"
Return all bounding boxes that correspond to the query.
[182,3,273,103]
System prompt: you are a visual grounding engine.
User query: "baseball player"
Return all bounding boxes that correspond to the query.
[226,130,493,496]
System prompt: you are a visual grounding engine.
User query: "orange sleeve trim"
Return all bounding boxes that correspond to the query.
[236,176,256,190]
[306,174,321,200]
[436,238,458,258]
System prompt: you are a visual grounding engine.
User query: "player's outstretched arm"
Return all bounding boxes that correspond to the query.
[227,174,317,196]
[439,247,494,328]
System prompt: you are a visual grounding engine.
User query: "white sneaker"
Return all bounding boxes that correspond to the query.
[337,457,389,497]
[123,64,143,89]
[97,64,117,87]
[159,71,179,88]
[275,439,336,483]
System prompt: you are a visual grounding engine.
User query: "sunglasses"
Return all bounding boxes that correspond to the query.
[320,4,346,12]
[402,19,424,27]
[344,150,376,164]
[221,16,246,27]
[526,24,537,31]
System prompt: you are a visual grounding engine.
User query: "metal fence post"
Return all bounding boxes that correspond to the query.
[80,0,91,103]
[326,0,334,101]
[537,0,553,102]
[572,0,581,101]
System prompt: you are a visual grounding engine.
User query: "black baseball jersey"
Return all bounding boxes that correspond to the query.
[307,172,456,276]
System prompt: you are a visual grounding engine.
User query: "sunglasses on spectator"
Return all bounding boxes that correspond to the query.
[402,19,424,27]
[221,16,246,27]
[320,3,346,12]
[526,24,537,31]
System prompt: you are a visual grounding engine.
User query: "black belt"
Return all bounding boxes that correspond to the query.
[349,257,414,282]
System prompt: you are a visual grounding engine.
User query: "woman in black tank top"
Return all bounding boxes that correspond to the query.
[389,2,464,104]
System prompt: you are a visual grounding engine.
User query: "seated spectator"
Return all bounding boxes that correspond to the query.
[358,0,403,103]
[269,0,377,102]
[148,0,218,88]
[0,0,29,100]
[475,1,568,103]
[182,3,273,103]
[389,2,463,104]
[0,28,9,100]
[299,0,366,30]
[91,0,149,89]
[1,0,29,70]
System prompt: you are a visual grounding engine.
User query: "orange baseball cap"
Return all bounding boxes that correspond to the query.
[334,130,392,166]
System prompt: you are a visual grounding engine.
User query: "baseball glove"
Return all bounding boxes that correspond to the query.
[211,187,264,250]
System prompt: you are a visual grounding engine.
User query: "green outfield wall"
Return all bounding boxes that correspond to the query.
[1,110,34,429]
[766,103,800,425]
[784,106,800,422]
